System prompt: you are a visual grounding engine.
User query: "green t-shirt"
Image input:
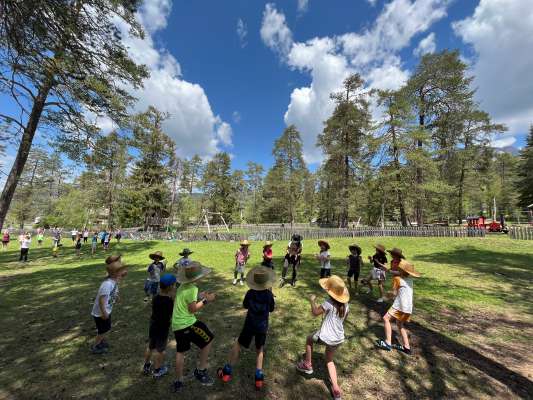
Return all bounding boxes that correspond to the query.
[171,283,198,331]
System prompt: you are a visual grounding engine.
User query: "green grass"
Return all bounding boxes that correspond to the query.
[0,236,532,400]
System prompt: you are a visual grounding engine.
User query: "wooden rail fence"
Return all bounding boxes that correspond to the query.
[509,226,533,240]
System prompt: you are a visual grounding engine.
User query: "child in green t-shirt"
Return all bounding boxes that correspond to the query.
[171,262,216,392]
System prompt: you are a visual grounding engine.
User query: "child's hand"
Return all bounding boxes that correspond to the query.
[205,292,216,302]
[101,313,109,320]
[309,294,316,302]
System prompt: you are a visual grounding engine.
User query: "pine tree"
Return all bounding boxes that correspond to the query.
[201,152,236,224]
[516,126,533,208]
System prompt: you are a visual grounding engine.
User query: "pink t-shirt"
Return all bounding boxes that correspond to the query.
[236,248,249,265]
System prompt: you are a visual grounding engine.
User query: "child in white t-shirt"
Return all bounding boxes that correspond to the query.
[296,276,349,400]
[315,240,331,278]
[376,260,420,355]
[90,255,128,354]
[19,233,31,262]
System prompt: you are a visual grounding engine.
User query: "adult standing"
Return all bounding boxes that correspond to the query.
[83,228,89,243]
[71,228,78,242]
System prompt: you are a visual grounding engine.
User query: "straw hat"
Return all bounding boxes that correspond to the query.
[240,240,251,246]
[179,248,194,256]
[397,260,420,277]
[318,240,330,250]
[105,255,127,275]
[349,244,362,255]
[374,244,386,253]
[263,241,273,248]
[245,266,276,290]
[149,251,165,261]
[176,261,212,284]
[319,275,350,304]
[387,248,405,259]
[105,254,122,264]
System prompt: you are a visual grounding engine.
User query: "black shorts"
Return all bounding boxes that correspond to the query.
[261,260,274,269]
[347,267,360,279]
[75,243,82,249]
[94,316,111,335]
[149,325,169,352]
[238,326,266,349]
[174,320,214,353]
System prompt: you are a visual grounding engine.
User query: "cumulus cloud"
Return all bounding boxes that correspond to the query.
[261,0,449,163]
[491,135,517,149]
[236,18,248,48]
[413,32,436,56]
[453,0,533,138]
[117,0,231,157]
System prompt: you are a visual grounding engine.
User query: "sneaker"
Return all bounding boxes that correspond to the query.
[143,361,152,375]
[377,297,384,303]
[90,343,107,354]
[143,297,149,302]
[172,380,184,392]
[279,278,286,288]
[194,368,214,386]
[375,339,392,351]
[255,370,264,390]
[239,280,244,286]
[232,279,237,285]
[333,389,342,400]
[392,344,412,355]
[100,341,109,349]
[295,360,313,375]
[291,280,296,287]
[153,365,169,379]
[217,367,232,383]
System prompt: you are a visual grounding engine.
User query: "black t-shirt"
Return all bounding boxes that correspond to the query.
[348,254,362,270]
[150,295,174,330]
[243,289,275,333]
[371,253,387,268]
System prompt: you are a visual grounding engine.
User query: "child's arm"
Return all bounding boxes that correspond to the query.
[98,295,109,319]
[187,292,215,313]
[309,294,324,316]
[269,293,275,312]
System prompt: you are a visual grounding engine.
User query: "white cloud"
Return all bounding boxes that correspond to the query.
[491,135,517,149]
[413,32,436,56]
[232,111,241,124]
[454,0,533,137]
[297,0,309,13]
[117,0,231,157]
[236,18,248,48]
[261,0,449,163]
[260,3,294,58]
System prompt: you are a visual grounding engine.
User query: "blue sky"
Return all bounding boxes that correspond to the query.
[1,0,532,180]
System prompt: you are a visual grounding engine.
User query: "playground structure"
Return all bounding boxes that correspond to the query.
[466,215,508,233]
[193,209,230,235]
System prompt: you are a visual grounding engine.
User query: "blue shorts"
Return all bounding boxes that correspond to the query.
[144,280,159,296]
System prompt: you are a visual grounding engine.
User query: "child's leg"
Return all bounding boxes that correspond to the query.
[256,346,264,370]
[233,269,238,280]
[228,341,241,366]
[383,313,393,345]
[305,335,314,365]
[175,352,185,381]
[240,272,244,282]
[378,280,385,298]
[144,346,152,364]
[94,332,106,346]
[154,350,165,369]
[291,263,297,283]
[282,259,288,279]
[325,346,341,394]
[346,274,352,288]
[397,321,410,349]
[198,340,213,370]
[320,268,325,278]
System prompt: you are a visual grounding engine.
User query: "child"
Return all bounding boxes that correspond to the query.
[142,273,176,378]
[37,228,44,247]
[361,244,388,302]
[90,255,128,354]
[83,228,89,243]
[346,244,362,291]
[2,229,9,250]
[296,275,350,400]
[172,262,216,392]
[316,240,331,278]
[261,241,274,269]
[103,231,111,251]
[218,266,276,389]
[71,228,78,242]
[174,248,193,272]
[387,248,405,276]
[281,241,301,287]
[233,240,251,286]
[75,234,82,257]
[91,231,98,255]
[19,233,31,262]
[375,260,420,355]
[144,251,166,302]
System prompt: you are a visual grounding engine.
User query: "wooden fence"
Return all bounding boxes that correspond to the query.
[509,226,533,240]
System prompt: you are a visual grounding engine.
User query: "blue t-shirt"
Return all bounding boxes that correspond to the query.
[243,289,275,333]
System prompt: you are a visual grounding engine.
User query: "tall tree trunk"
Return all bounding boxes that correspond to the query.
[107,169,114,229]
[391,123,408,226]
[0,80,52,230]
[341,154,349,228]
[457,160,466,224]
[415,110,425,226]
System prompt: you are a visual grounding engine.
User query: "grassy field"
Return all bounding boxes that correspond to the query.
[0,236,532,400]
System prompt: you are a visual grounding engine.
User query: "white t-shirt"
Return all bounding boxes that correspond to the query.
[21,238,31,249]
[319,250,331,269]
[71,230,78,236]
[318,299,349,346]
[392,277,413,314]
[83,230,89,238]
[91,279,119,317]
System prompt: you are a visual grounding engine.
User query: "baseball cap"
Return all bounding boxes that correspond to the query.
[160,273,177,287]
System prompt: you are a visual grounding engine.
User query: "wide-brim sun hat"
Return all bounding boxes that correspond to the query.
[105,254,122,264]
[240,240,251,246]
[263,241,273,248]
[179,248,194,256]
[318,240,330,250]
[397,260,421,277]
[105,257,127,275]
[245,266,276,290]
[387,248,405,259]
[149,251,165,261]
[374,244,386,253]
[176,261,212,284]
[349,244,362,255]
[319,275,350,304]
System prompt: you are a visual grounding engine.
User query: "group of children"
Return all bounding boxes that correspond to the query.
[90,238,420,400]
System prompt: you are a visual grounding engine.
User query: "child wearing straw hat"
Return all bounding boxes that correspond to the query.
[296,275,349,400]
[280,239,301,287]
[218,266,276,390]
[142,273,176,379]
[375,260,420,355]
[387,248,405,276]
[315,240,331,279]
[361,244,388,302]
[90,255,128,354]
[346,244,363,291]
[172,262,216,392]
[233,240,251,286]
[261,242,274,269]
[174,248,194,272]
[144,251,166,302]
